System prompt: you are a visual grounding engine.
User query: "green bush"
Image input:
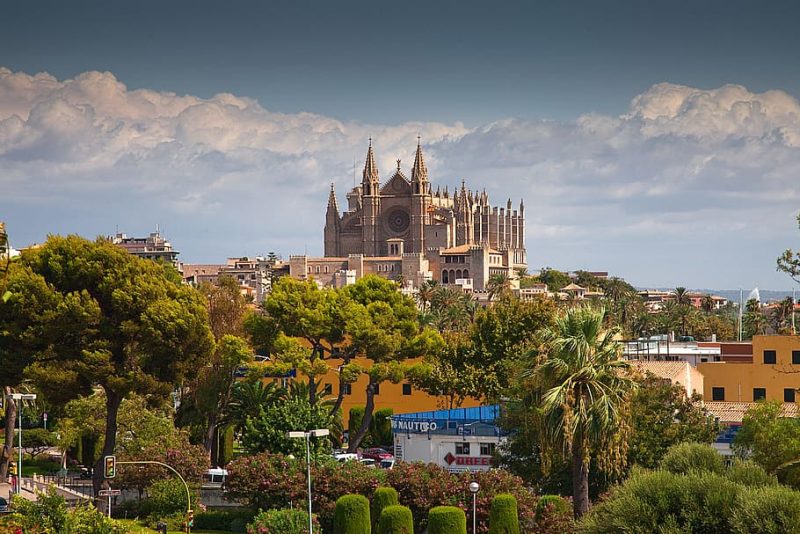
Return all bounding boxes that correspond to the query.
[489,493,519,534]
[194,509,255,532]
[334,494,371,534]
[371,408,394,447]
[726,460,778,488]
[536,494,570,517]
[349,406,366,443]
[139,479,198,520]
[377,505,413,534]
[247,509,319,534]
[579,469,741,533]
[427,506,466,534]
[371,487,399,533]
[10,488,125,534]
[731,485,800,534]
[660,442,724,474]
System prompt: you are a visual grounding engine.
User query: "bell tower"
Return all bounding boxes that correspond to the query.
[410,137,430,254]
[361,139,381,256]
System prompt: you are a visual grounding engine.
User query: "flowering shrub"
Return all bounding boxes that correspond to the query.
[246,509,319,534]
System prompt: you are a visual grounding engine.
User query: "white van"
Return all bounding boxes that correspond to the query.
[203,468,228,486]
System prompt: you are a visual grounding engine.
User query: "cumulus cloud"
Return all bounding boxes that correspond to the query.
[1,67,799,288]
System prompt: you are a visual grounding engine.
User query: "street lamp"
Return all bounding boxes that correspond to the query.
[469,481,480,534]
[6,393,37,494]
[288,429,330,534]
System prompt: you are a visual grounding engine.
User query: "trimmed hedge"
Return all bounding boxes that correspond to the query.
[536,495,570,516]
[377,505,414,534]
[489,494,519,534]
[194,509,255,532]
[660,442,724,474]
[371,487,399,533]
[334,494,371,534]
[427,506,466,534]
[371,408,394,447]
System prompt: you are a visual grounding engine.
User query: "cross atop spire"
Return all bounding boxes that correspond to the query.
[411,138,428,184]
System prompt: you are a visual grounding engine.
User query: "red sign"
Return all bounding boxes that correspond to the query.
[444,453,490,466]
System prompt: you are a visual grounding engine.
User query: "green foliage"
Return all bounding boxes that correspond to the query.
[139,479,198,520]
[536,495,570,516]
[377,505,413,534]
[242,396,334,457]
[9,486,125,534]
[194,509,254,532]
[727,459,778,488]
[730,485,800,534]
[225,380,287,434]
[219,425,235,466]
[18,427,56,459]
[371,409,394,447]
[733,400,800,487]
[333,494,371,534]
[246,509,319,534]
[488,494,519,534]
[660,442,725,474]
[537,268,572,291]
[628,373,719,468]
[427,506,466,534]
[349,406,366,441]
[371,487,399,533]
[578,469,742,533]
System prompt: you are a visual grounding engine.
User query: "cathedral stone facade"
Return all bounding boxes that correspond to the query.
[297,140,526,291]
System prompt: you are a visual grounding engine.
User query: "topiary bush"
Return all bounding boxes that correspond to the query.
[349,406,366,445]
[371,487,399,533]
[246,509,319,534]
[536,495,570,517]
[730,485,800,533]
[371,408,394,447]
[660,442,724,474]
[489,493,519,534]
[377,505,414,534]
[334,494,371,534]
[427,506,466,534]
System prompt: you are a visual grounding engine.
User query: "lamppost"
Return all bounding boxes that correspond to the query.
[288,429,330,534]
[469,481,480,534]
[6,392,37,494]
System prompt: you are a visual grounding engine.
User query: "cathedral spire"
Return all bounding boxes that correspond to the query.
[362,139,379,186]
[327,183,339,213]
[411,136,428,184]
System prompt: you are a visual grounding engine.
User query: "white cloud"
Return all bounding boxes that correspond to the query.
[1,67,799,288]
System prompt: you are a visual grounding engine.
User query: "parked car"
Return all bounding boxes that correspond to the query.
[379,458,395,470]
[202,468,228,486]
[361,448,393,462]
[0,496,9,513]
[359,458,377,468]
[333,452,359,463]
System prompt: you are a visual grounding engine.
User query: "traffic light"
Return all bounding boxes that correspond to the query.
[104,455,116,479]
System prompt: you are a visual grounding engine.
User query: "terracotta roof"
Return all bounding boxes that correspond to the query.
[704,402,800,423]
[633,361,691,381]
[562,283,586,291]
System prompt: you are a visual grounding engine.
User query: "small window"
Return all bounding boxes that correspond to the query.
[402,383,412,396]
[764,350,777,364]
[712,387,725,401]
[753,388,767,401]
[793,351,800,365]
[323,383,332,396]
[455,443,470,455]
[343,383,352,396]
[480,443,496,456]
[785,388,796,403]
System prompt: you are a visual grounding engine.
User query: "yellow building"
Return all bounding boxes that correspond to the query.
[316,356,481,416]
[698,335,800,403]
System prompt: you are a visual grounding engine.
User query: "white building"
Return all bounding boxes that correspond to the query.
[391,405,505,472]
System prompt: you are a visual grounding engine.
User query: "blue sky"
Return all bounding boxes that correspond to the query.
[2,0,800,289]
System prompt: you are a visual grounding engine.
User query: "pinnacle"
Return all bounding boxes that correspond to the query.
[362,142,379,184]
[411,139,428,184]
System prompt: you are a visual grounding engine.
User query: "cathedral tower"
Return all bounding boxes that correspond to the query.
[361,140,381,256]
[324,183,340,256]
[410,138,430,253]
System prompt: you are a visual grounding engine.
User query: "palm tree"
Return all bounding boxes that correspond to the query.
[673,287,691,306]
[416,279,439,311]
[224,381,286,432]
[701,295,715,314]
[487,273,512,301]
[529,306,637,518]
